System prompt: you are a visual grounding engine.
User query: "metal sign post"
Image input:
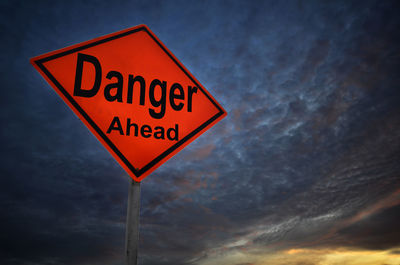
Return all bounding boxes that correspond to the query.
[125,179,140,265]
[125,179,141,265]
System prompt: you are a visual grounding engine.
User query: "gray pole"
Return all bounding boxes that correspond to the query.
[125,178,141,265]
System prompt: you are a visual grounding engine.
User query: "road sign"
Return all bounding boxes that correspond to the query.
[31,24,226,182]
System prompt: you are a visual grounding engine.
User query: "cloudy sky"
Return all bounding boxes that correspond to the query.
[1,0,400,265]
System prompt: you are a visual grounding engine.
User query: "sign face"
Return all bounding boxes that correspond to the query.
[31,24,226,182]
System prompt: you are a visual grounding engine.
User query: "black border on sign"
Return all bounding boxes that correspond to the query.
[32,26,225,178]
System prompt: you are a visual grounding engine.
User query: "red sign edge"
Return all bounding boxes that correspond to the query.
[30,24,227,182]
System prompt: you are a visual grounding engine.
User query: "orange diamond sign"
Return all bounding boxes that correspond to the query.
[31,25,226,182]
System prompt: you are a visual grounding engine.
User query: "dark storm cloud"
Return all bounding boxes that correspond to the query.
[336,204,400,250]
[1,0,400,264]
[161,0,400,261]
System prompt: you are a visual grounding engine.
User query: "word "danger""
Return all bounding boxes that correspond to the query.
[73,53,198,119]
